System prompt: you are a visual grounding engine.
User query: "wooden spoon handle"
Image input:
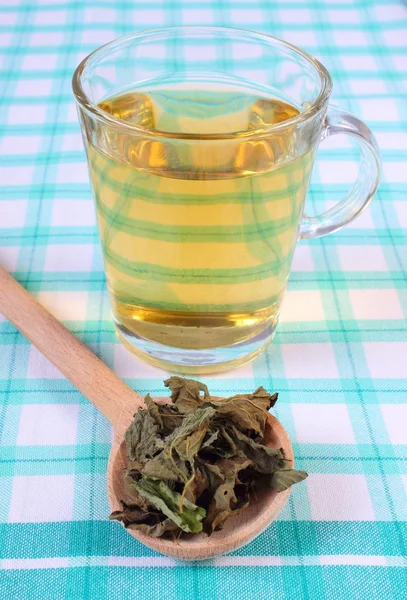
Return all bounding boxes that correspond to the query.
[0,268,144,426]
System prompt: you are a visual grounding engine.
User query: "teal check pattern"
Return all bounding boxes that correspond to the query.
[1,1,407,599]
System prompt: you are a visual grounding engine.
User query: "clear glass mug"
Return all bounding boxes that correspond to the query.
[72,27,380,374]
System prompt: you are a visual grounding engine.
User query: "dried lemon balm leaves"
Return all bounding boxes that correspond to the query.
[110,377,307,537]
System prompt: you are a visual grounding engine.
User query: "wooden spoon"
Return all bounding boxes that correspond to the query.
[0,268,293,560]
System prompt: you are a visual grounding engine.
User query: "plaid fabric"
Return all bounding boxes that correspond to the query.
[0,1,406,599]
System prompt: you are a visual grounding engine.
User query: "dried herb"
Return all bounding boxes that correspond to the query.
[164,376,210,413]
[134,478,206,533]
[124,409,161,462]
[164,406,215,463]
[110,378,308,538]
[204,457,252,533]
[269,469,309,492]
[214,387,278,436]
[141,451,188,482]
[230,426,285,474]
[109,501,179,537]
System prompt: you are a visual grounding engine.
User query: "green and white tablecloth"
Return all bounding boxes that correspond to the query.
[0,0,406,598]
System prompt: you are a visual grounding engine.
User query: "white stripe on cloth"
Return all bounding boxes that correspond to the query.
[1,555,406,570]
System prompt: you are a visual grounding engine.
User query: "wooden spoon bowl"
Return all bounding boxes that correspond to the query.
[108,404,293,560]
[0,268,294,561]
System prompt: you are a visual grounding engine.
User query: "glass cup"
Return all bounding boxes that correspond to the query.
[72,27,380,374]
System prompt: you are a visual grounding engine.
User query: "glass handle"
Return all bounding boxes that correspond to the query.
[300,105,381,239]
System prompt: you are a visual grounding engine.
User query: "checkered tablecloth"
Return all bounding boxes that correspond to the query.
[1,0,407,598]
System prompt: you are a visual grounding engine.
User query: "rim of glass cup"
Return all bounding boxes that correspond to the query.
[72,26,332,141]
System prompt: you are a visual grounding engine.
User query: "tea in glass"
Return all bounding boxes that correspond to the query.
[88,83,314,359]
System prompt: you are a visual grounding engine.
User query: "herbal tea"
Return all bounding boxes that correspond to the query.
[88,85,314,351]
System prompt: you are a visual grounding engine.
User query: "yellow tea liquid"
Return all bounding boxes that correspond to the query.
[88,85,314,351]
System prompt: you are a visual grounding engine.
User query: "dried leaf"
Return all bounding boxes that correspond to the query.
[110,501,179,537]
[201,462,225,494]
[165,406,215,462]
[200,430,219,450]
[157,403,183,434]
[109,501,151,526]
[215,387,276,436]
[135,477,206,533]
[164,376,210,413]
[181,467,209,504]
[189,467,208,502]
[269,469,308,492]
[199,425,236,458]
[216,457,253,478]
[123,475,151,510]
[204,458,252,533]
[124,409,160,462]
[127,459,144,473]
[269,392,278,408]
[141,451,189,483]
[144,393,163,429]
[173,426,209,464]
[145,395,183,434]
[219,427,238,456]
[205,477,237,532]
[231,426,284,474]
